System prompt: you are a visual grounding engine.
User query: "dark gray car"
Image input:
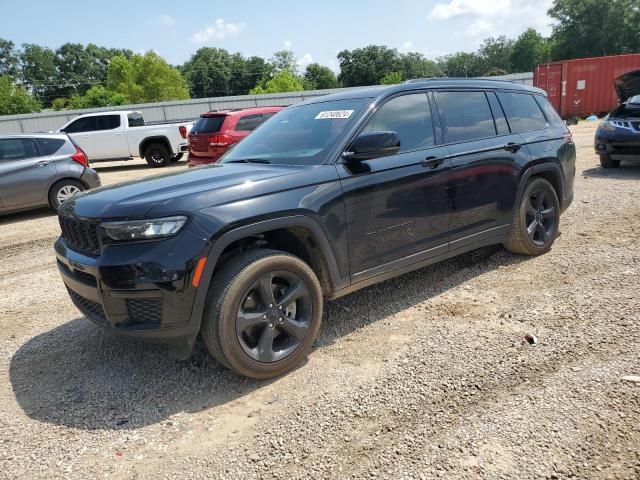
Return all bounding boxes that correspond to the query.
[0,134,101,215]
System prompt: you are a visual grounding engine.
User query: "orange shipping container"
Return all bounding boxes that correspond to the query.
[534,53,640,118]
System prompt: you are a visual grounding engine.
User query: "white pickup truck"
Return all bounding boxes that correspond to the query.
[56,111,193,168]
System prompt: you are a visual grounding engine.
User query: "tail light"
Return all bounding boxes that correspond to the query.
[563,132,574,144]
[209,134,233,147]
[71,145,89,167]
[179,125,188,139]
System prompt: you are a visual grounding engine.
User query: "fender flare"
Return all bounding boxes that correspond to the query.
[139,135,172,157]
[514,162,565,211]
[188,215,347,328]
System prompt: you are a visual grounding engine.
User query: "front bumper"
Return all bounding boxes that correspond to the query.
[55,227,209,347]
[595,128,640,159]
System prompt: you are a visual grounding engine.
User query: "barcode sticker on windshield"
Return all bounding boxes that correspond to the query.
[315,110,354,120]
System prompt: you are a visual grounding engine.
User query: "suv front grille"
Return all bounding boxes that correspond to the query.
[59,216,101,255]
[126,298,163,324]
[67,287,106,323]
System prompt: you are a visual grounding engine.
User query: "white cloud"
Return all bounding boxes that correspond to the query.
[429,0,510,20]
[464,19,492,38]
[191,19,246,44]
[400,41,413,52]
[284,40,293,49]
[297,53,314,69]
[157,15,175,28]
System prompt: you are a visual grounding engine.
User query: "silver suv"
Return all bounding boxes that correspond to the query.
[0,134,101,215]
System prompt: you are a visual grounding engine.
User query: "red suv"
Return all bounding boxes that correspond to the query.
[187,106,284,166]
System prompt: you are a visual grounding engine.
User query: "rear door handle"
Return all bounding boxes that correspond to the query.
[36,160,50,167]
[504,142,522,153]
[421,156,444,169]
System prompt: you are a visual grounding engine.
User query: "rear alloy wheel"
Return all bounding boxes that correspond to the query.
[144,142,171,168]
[49,179,86,209]
[202,249,323,379]
[504,177,560,256]
[599,154,620,169]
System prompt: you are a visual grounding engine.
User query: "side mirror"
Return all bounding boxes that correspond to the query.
[343,131,400,161]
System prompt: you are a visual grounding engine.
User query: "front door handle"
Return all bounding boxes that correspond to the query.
[36,160,50,167]
[421,156,444,169]
[504,142,522,153]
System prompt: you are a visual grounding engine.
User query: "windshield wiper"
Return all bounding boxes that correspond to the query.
[226,158,271,164]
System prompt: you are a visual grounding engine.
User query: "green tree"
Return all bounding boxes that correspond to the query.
[51,98,66,110]
[337,45,401,86]
[19,43,57,101]
[548,0,640,59]
[437,52,486,77]
[181,47,233,97]
[398,52,443,80]
[510,28,552,71]
[479,36,515,73]
[107,51,189,103]
[65,86,127,109]
[0,38,19,78]
[484,67,509,77]
[250,70,304,94]
[380,71,403,85]
[0,75,40,115]
[303,63,339,89]
[271,50,297,74]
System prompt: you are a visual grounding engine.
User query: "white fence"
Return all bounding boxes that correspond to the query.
[0,73,533,134]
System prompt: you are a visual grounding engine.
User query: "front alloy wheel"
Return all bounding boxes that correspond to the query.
[202,249,323,379]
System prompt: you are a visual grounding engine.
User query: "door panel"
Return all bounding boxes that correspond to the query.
[67,114,128,160]
[339,146,451,276]
[445,136,528,245]
[0,138,56,208]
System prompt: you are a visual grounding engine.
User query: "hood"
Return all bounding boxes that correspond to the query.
[60,163,324,220]
[614,69,640,103]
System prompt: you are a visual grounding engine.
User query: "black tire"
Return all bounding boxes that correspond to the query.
[504,177,560,256]
[144,142,171,168]
[201,249,323,379]
[49,179,86,209]
[170,152,184,162]
[599,154,620,169]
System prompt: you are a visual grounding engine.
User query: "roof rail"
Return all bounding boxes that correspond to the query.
[405,77,518,84]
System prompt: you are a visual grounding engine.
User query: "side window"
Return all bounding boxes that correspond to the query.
[64,116,97,133]
[497,92,548,132]
[128,112,145,127]
[437,91,496,143]
[534,95,567,130]
[362,93,434,153]
[35,138,66,156]
[235,114,265,132]
[95,114,121,131]
[0,139,38,161]
[486,92,510,135]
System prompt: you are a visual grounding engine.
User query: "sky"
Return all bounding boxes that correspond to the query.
[1,0,554,70]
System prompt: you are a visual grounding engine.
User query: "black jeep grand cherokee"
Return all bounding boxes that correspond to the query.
[56,79,575,379]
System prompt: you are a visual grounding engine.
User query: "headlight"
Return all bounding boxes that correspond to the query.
[101,216,187,241]
[600,120,616,132]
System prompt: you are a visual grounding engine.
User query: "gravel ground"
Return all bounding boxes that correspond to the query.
[0,124,639,480]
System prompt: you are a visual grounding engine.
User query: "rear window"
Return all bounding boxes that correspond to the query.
[35,138,66,155]
[96,115,121,130]
[534,95,567,130]
[437,91,497,143]
[192,116,226,134]
[0,138,38,161]
[498,92,548,132]
[128,112,145,127]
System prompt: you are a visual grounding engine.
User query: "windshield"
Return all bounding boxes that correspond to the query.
[222,98,368,165]
[628,94,640,105]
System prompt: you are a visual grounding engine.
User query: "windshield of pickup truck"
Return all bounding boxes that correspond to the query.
[222,99,367,165]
